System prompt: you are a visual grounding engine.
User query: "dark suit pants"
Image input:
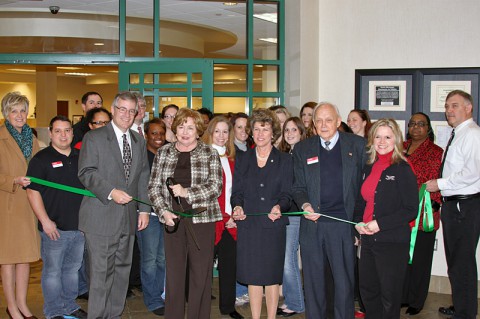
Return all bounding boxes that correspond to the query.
[442,198,480,319]
[85,229,134,319]
[300,222,354,319]
[215,229,237,314]
[164,219,215,319]
[359,239,409,319]
[402,230,436,310]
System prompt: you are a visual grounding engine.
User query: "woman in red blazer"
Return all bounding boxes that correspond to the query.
[202,116,243,319]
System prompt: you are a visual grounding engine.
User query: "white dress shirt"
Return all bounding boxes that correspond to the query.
[437,118,480,196]
[111,121,132,157]
[320,131,340,149]
[212,144,232,215]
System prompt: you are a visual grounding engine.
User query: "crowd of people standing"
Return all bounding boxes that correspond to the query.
[0,89,479,319]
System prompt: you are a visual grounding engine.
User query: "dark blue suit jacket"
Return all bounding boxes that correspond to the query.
[292,132,367,238]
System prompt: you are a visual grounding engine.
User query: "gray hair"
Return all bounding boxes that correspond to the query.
[313,101,341,119]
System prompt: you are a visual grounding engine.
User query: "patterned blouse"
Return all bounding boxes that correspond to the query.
[148,140,223,224]
[404,138,443,231]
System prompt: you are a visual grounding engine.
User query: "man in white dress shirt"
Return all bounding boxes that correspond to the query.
[426,90,480,319]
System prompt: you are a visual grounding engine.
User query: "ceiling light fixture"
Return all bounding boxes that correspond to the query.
[64,72,95,76]
[93,42,104,46]
[253,13,277,23]
[258,38,277,44]
[223,2,238,6]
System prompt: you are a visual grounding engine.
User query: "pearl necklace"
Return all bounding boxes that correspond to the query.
[256,148,270,161]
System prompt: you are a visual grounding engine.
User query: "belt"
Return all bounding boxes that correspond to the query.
[442,192,480,202]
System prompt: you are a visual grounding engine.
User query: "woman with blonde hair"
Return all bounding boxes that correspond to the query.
[354,118,418,319]
[202,116,243,319]
[0,92,40,319]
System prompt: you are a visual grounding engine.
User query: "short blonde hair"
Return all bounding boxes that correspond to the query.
[201,115,236,159]
[1,92,29,118]
[171,108,205,137]
[366,118,406,165]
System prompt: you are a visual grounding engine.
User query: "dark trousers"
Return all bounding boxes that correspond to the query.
[402,230,437,310]
[164,219,215,319]
[359,239,409,319]
[215,230,237,314]
[442,198,480,319]
[300,222,355,319]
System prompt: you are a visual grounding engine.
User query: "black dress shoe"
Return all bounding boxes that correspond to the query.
[276,307,284,315]
[77,292,89,300]
[439,305,455,316]
[126,288,135,299]
[406,307,421,315]
[278,309,298,317]
[152,307,165,316]
[228,310,244,319]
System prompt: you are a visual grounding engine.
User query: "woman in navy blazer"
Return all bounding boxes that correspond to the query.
[354,119,418,319]
[232,109,293,319]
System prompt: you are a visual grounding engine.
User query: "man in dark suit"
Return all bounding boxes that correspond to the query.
[78,91,150,319]
[292,102,367,319]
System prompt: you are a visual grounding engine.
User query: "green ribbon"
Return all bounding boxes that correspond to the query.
[409,184,434,264]
[244,211,361,226]
[28,176,153,207]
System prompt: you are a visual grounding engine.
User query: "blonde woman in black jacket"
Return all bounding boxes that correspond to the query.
[354,119,418,319]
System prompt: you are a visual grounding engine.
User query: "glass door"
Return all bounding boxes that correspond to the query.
[118,59,213,118]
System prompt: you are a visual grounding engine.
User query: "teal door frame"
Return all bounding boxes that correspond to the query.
[118,59,213,116]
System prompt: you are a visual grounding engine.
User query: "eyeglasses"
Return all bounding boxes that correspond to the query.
[91,120,110,126]
[408,121,427,128]
[115,105,137,116]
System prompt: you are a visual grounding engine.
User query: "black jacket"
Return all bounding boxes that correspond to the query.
[354,160,419,243]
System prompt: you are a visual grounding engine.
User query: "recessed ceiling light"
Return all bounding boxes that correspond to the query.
[253,13,277,24]
[57,66,82,70]
[223,2,238,6]
[94,43,104,46]
[6,68,35,73]
[65,72,95,76]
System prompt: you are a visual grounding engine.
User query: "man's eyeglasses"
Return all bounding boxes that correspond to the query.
[115,105,137,116]
[91,121,110,126]
[408,121,427,128]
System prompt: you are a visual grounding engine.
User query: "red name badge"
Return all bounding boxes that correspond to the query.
[51,161,63,168]
[307,156,319,165]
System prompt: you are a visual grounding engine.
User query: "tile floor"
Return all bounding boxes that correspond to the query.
[0,261,476,318]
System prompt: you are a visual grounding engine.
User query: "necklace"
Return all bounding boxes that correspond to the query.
[256,148,270,160]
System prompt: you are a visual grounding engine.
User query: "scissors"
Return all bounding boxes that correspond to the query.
[165,177,206,250]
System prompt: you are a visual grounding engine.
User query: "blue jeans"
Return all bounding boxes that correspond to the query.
[40,230,84,319]
[282,216,305,312]
[136,214,166,311]
[236,282,248,297]
[77,247,89,295]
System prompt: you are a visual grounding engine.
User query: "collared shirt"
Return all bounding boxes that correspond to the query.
[437,118,480,196]
[111,121,132,157]
[319,131,339,149]
[131,122,145,139]
[212,144,233,214]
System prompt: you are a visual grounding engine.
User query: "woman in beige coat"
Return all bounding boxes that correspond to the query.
[0,92,40,319]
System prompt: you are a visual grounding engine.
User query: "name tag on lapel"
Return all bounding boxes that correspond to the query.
[307,156,319,165]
